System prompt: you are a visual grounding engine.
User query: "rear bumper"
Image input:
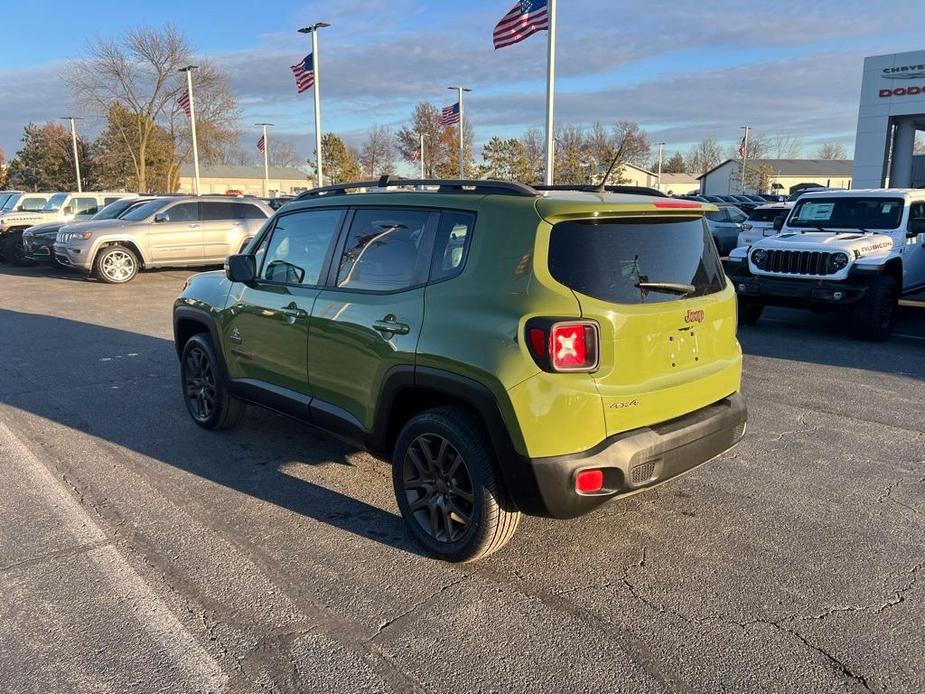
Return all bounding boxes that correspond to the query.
[522,393,747,519]
[724,261,869,307]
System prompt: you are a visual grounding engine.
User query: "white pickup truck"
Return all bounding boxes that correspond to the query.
[725,189,925,341]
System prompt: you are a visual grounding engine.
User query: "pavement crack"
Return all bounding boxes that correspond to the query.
[771,414,823,443]
[0,540,112,574]
[371,574,469,640]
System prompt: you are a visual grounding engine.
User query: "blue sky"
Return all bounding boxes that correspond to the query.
[2,0,925,166]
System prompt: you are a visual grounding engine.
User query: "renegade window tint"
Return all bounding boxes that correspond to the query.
[166,202,200,223]
[431,211,474,281]
[549,217,725,305]
[200,201,236,221]
[260,209,343,286]
[336,209,432,292]
[789,197,904,230]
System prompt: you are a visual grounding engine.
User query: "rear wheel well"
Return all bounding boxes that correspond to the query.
[383,388,486,458]
[95,240,145,269]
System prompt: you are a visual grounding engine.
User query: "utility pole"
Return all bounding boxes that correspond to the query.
[179,66,201,195]
[448,86,471,178]
[543,0,558,185]
[60,116,82,192]
[655,142,665,191]
[298,22,330,186]
[256,123,274,197]
[740,125,751,193]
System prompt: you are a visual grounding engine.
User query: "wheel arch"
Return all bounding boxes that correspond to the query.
[173,306,227,371]
[93,238,147,269]
[883,256,903,284]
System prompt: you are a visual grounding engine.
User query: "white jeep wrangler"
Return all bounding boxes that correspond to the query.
[725,189,925,341]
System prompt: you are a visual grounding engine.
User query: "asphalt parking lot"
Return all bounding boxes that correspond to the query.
[1,263,923,694]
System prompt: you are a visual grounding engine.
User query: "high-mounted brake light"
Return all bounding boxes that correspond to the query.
[525,319,599,372]
[653,200,701,209]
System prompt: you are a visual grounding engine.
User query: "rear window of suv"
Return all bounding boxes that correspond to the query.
[748,208,788,223]
[548,217,726,304]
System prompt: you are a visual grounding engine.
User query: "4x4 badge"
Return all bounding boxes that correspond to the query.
[684,309,705,324]
[230,327,243,344]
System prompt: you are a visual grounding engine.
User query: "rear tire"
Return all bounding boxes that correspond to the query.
[392,407,521,562]
[94,244,139,283]
[738,299,764,326]
[852,275,898,342]
[180,334,246,430]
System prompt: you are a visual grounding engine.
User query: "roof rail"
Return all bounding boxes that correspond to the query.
[295,176,539,200]
[532,184,669,198]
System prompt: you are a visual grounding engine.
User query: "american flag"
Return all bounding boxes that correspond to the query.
[177,91,191,117]
[738,134,747,158]
[493,0,549,50]
[257,135,266,154]
[291,54,315,93]
[440,102,460,126]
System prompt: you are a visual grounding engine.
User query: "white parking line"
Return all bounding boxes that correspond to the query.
[0,421,227,691]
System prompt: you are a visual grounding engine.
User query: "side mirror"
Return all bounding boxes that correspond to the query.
[773,215,786,232]
[907,218,925,237]
[154,212,170,223]
[63,204,74,215]
[225,253,256,284]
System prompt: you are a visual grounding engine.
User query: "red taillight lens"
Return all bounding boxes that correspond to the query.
[528,328,547,359]
[576,469,604,493]
[550,322,598,371]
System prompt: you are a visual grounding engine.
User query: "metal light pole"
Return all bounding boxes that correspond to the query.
[256,122,274,197]
[179,65,201,195]
[298,22,330,187]
[543,0,558,185]
[60,116,82,192]
[448,86,471,178]
[656,142,665,191]
[740,125,750,193]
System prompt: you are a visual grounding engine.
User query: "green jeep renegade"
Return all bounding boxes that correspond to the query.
[173,178,747,562]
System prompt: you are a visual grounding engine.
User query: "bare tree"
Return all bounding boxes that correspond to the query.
[67,24,240,192]
[612,120,650,167]
[816,142,848,160]
[521,128,545,183]
[768,134,802,159]
[269,139,303,168]
[686,137,723,175]
[585,122,616,173]
[360,125,395,178]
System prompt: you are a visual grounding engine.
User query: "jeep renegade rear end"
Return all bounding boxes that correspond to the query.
[173,179,746,562]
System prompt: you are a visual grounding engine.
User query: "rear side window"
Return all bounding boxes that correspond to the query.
[200,202,236,221]
[431,211,474,282]
[235,203,268,220]
[748,208,787,223]
[336,209,434,292]
[548,218,726,305]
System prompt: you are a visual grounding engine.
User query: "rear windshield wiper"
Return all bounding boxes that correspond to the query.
[635,281,696,297]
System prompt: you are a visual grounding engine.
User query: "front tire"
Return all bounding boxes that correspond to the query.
[738,299,764,326]
[180,334,246,430]
[94,244,139,283]
[852,275,899,342]
[392,407,521,562]
[3,231,32,266]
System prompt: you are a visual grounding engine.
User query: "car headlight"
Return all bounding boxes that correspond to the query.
[751,248,769,269]
[827,252,849,273]
[62,231,93,242]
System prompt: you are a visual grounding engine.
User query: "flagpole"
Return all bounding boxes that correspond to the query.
[740,125,750,193]
[543,0,557,185]
[60,116,82,192]
[179,66,201,195]
[256,122,273,197]
[448,86,471,178]
[299,22,330,187]
[420,133,425,178]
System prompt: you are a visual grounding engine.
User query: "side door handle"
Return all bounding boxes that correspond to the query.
[282,301,307,325]
[373,317,410,336]
[188,223,201,228]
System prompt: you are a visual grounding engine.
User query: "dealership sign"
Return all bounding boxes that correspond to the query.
[879,63,925,97]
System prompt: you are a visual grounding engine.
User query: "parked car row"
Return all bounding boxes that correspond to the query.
[0,190,273,282]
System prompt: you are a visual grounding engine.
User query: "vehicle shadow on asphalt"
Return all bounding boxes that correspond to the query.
[0,308,426,558]
[0,262,222,283]
[738,306,925,380]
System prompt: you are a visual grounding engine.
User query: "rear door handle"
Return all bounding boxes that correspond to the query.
[373,320,410,335]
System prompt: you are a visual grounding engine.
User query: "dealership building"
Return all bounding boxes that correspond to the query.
[178,165,312,197]
[853,49,925,188]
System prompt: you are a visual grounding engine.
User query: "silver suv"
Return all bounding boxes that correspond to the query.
[0,191,136,261]
[53,195,273,283]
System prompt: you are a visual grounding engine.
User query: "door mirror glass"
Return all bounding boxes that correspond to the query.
[63,204,74,215]
[773,215,786,232]
[154,212,170,223]
[225,254,256,284]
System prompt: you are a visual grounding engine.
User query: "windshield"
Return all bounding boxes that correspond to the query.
[0,193,11,208]
[41,193,68,212]
[788,197,904,230]
[2,193,21,211]
[93,198,139,220]
[548,217,725,304]
[120,198,169,222]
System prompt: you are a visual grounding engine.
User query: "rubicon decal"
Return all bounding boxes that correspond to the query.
[859,241,892,254]
[684,309,705,324]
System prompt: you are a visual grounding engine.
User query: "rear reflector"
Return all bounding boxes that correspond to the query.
[576,469,604,493]
[653,200,701,208]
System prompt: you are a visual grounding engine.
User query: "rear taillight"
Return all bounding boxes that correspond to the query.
[525,319,599,372]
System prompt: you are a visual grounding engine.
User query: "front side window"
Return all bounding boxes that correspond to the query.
[121,199,168,222]
[260,209,344,286]
[789,197,904,230]
[165,202,200,223]
[71,197,98,214]
[549,217,725,305]
[336,209,433,292]
[21,197,48,212]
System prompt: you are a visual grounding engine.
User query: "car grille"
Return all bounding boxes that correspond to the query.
[762,250,839,276]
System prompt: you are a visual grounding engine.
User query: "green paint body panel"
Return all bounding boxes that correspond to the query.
[175,190,742,464]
